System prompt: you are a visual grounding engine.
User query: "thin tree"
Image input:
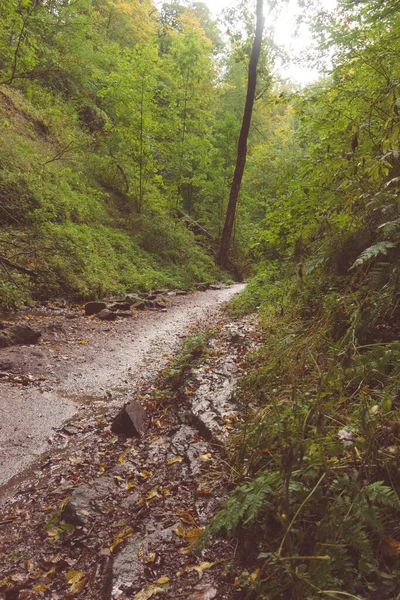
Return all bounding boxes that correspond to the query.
[217,0,265,269]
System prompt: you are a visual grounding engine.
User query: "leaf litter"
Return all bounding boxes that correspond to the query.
[0,312,261,599]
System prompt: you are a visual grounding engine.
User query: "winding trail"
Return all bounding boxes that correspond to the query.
[0,285,244,491]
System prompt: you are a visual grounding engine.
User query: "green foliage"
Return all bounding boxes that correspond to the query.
[0,0,232,308]
[162,330,208,389]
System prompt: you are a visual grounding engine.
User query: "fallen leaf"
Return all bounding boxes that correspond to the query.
[110,526,133,553]
[199,453,212,462]
[196,488,212,496]
[187,584,217,600]
[192,562,216,575]
[134,584,164,600]
[167,456,183,465]
[65,570,86,594]
[156,576,170,584]
[383,535,400,556]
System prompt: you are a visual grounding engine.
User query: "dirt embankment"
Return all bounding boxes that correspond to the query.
[0,285,244,491]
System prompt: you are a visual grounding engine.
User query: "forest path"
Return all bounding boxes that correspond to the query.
[0,284,244,492]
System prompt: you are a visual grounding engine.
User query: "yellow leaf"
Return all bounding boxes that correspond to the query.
[199,453,212,462]
[79,339,89,344]
[66,570,86,594]
[127,481,136,490]
[140,470,151,479]
[250,568,260,581]
[119,455,125,463]
[167,456,183,465]
[145,487,159,500]
[134,584,164,600]
[192,562,216,574]
[110,526,133,553]
[156,576,170,584]
[174,524,186,538]
[34,584,46,592]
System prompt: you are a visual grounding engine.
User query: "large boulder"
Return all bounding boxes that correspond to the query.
[111,400,147,437]
[0,324,41,347]
[84,301,107,315]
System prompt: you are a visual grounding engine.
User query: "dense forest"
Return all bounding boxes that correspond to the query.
[1,0,400,598]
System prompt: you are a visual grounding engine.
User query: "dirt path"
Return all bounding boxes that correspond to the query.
[0,285,244,491]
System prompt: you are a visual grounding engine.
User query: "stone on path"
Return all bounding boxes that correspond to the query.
[111,400,147,437]
[0,324,41,348]
[96,309,117,321]
[63,477,116,525]
[85,301,107,315]
[111,525,178,598]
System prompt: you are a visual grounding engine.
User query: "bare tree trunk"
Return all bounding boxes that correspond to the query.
[217,0,264,269]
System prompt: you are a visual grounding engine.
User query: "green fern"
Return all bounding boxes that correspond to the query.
[350,241,397,270]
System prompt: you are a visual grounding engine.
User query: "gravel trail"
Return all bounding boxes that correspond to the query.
[0,285,244,490]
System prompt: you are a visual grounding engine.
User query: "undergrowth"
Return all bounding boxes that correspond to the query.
[204,258,400,599]
[162,330,209,390]
[0,85,225,310]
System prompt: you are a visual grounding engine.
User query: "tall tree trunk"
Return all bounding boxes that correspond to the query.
[217,0,264,269]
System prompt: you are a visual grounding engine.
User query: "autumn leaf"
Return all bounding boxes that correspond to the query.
[192,562,216,576]
[110,526,133,553]
[167,456,183,465]
[134,584,164,599]
[66,570,86,594]
[187,585,217,600]
[199,453,212,462]
[156,576,170,585]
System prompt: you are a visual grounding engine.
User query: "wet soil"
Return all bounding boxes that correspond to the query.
[0,293,261,600]
[0,285,244,490]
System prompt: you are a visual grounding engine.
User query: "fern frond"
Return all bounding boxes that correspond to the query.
[350,241,397,270]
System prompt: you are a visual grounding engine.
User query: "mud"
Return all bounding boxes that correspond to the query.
[0,285,244,490]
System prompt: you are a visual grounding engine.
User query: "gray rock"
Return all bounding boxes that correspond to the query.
[63,477,116,525]
[0,324,41,347]
[194,282,210,291]
[111,525,178,596]
[111,400,146,437]
[85,301,107,315]
[130,300,147,310]
[115,311,132,318]
[110,302,131,311]
[96,309,117,321]
[176,290,188,296]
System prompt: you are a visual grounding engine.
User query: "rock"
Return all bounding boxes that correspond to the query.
[176,290,188,295]
[63,477,116,525]
[85,301,107,315]
[65,312,78,319]
[111,525,178,596]
[194,282,210,291]
[115,311,132,318]
[0,324,41,347]
[109,302,131,311]
[125,294,140,304]
[111,400,147,437]
[152,289,168,295]
[150,298,166,309]
[96,309,117,321]
[130,299,147,310]
[209,284,223,290]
